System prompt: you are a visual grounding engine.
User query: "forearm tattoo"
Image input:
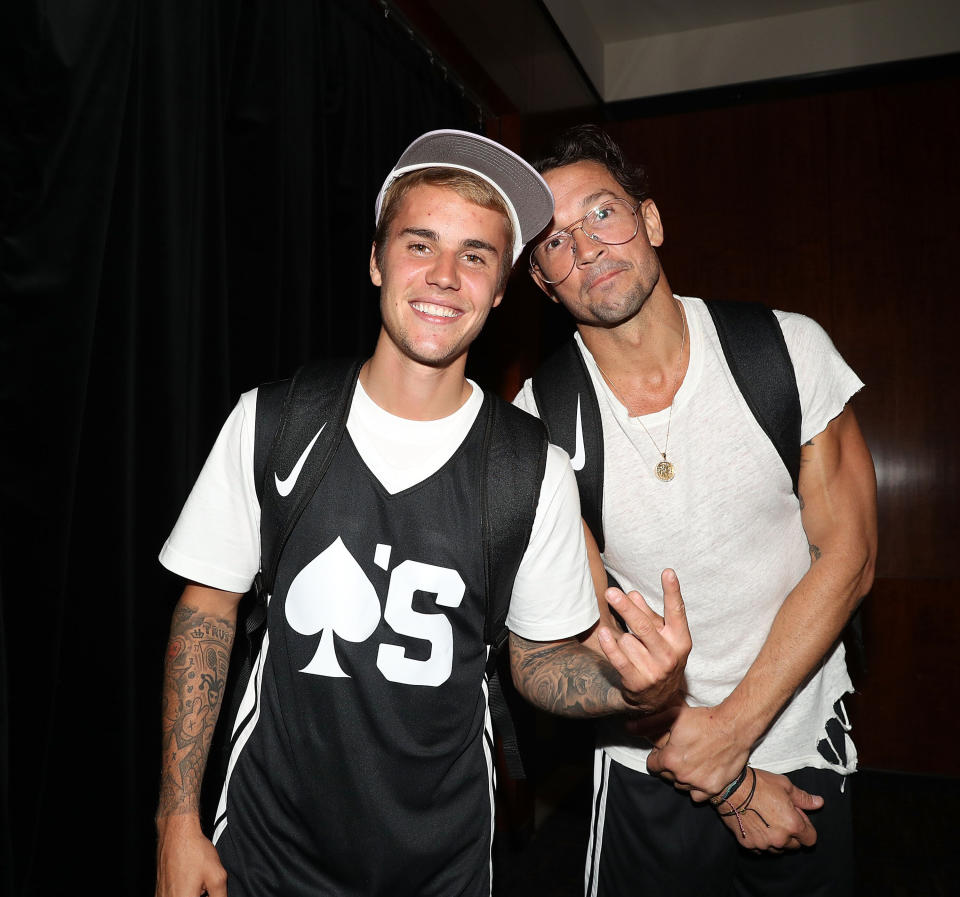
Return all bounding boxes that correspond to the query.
[510,634,623,718]
[157,603,234,818]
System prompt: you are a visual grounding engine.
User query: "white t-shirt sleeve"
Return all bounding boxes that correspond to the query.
[775,311,865,444]
[158,389,262,593]
[505,443,598,641]
[511,379,539,418]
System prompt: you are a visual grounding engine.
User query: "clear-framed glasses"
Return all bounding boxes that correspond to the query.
[530,198,642,285]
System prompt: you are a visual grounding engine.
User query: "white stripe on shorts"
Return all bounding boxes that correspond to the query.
[584,747,612,897]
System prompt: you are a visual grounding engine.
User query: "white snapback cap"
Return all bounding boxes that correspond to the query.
[374,129,554,264]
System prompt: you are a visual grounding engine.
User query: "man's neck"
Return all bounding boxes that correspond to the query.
[577,285,689,415]
[360,332,473,421]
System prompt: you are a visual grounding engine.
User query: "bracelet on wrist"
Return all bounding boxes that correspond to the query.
[717,767,770,835]
[709,764,748,806]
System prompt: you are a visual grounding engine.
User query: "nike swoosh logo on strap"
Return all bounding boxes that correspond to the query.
[274,423,326,497]
[570,396,585,471]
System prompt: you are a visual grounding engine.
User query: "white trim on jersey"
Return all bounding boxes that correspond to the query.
[213,628,271,845]
[481,656,496,897]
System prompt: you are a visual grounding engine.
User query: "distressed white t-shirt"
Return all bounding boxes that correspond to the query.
[514,296,864,774]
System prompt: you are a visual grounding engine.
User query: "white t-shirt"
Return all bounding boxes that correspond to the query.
[160,378,598,643]
[513,297,864,775]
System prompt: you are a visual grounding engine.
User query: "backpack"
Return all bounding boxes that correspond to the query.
[208,357,546,822]
[530,299,801,553]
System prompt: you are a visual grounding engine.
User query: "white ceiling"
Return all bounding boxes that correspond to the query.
[545,0,960,105]
[570,0,865,42]
[409,0,960,114]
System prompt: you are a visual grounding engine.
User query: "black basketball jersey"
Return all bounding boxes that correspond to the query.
[213,402,498,897]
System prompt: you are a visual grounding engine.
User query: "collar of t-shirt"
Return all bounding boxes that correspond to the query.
[346,378,484,494]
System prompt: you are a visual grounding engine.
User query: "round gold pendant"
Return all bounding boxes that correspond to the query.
[655,459,675,482]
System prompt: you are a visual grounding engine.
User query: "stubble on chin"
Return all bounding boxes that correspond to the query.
[583,258,661,326]
[582,280,651,326]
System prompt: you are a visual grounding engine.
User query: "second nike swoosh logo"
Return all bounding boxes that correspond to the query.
[570,396,585,471]
[275,423,327,497]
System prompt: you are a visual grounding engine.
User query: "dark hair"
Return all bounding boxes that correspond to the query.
[373,167,515,293]
[534,124,651,203]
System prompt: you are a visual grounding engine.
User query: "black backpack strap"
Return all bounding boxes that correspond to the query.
[242,374,292,666]
[530,340,606,551]
[704,299,801,497]
[235,372,295,694]
[232,358,361,738]
[253,379,291,505]
[481,395,548,780]
[257,357,363,598]
[705,299,865,664]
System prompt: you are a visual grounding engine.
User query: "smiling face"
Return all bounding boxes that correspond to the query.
[536,160,664,327]
[370,182,511,370]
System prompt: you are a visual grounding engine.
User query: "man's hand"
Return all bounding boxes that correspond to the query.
[156,814,228,897]
[713,768,822,852]
[508,569,689,718]
[643,702,749,799]
[595,569,691,714]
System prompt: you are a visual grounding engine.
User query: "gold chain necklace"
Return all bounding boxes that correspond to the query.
[595,299,686,482]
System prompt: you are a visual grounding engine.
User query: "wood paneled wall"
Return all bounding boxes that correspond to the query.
[487,69,960,775]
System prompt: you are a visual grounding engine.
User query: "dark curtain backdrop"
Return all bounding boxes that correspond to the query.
[0,1,478,893]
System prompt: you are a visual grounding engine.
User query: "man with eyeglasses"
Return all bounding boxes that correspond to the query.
[513,125,877,896]
[154,129,694,897]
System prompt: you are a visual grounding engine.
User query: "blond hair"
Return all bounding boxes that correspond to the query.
[374,168,515,292]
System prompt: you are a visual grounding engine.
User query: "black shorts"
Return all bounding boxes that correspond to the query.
[585,751,854,897]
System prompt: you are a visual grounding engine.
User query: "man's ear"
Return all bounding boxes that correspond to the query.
[641,199,664,249]
[529,265,558,303]
[369,243,382,287]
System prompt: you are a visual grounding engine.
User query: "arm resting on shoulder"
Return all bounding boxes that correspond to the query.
[509,522,690,718]
[647,406,877,797]
[155,583,243,897]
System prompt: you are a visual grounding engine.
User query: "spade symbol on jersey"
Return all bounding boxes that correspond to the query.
[285,536,380,677]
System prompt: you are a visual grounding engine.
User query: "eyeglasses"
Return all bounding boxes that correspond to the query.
[529,198,642,285]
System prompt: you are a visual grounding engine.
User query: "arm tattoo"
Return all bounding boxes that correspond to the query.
[157,603,235,819]
[808,543,822,562]
[509,634,623,718]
